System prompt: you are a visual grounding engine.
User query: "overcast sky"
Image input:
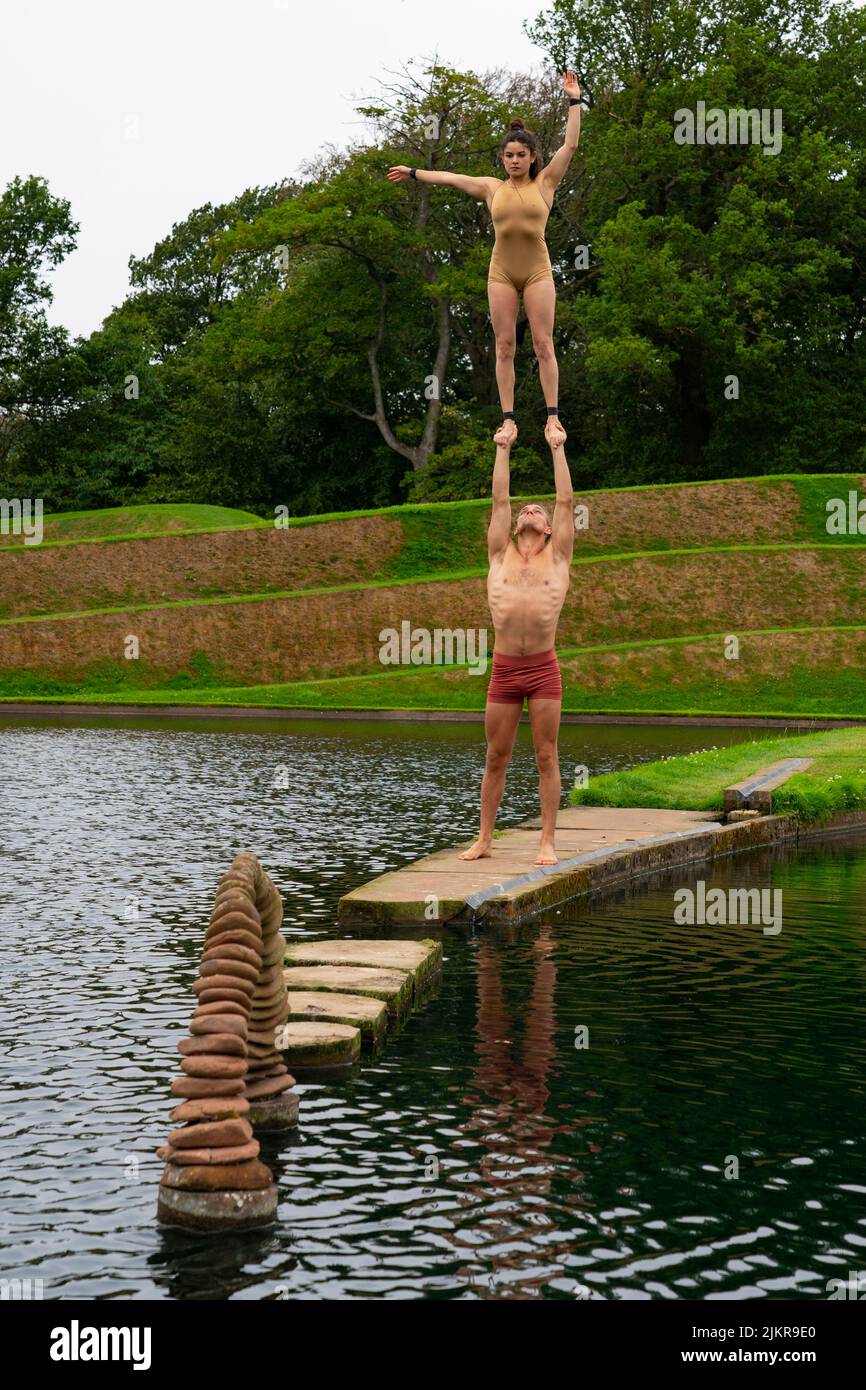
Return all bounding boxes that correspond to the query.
[3,0,551,340]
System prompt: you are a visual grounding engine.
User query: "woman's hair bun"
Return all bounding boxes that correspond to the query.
[508,118,526,131]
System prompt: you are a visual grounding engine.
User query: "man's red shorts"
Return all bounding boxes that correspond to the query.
[486,647,563,704]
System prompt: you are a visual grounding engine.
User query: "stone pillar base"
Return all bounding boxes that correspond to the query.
[248,1092,300,1131]
[157,1184,278,1231]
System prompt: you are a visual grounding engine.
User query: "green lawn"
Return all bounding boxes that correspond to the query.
[4,472,864,563]
[3,541,866,631]
[0,503,264,548]
[571,726,866,822]
[3,477,866,722]
[2,626,866,720]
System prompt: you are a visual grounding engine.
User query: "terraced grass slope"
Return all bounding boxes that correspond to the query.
[2,475,866,717]
[0,502,263,548]
[3,474,865,618]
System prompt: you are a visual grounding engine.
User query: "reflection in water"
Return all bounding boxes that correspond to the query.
[0,714,864,1300]
[457,928,582,1299]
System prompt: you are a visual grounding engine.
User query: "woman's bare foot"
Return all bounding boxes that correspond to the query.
[535,842,558,865]
[493,418,518,445]
[458,839,492,860]
[544,416,567,447]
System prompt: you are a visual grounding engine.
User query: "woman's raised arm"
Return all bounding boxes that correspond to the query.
[539,71,584,192]
[387,166,497,200]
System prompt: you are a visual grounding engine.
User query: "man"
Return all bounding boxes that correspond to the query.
[459,424,573,865]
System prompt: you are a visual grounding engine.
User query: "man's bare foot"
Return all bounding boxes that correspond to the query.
[544,416,567,447]
[493,418,517,445]
[458,839,492,860]
[535,842,558,865]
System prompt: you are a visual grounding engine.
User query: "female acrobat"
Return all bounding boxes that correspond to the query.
[388,71,584,447]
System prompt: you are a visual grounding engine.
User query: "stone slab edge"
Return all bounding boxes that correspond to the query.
[283,939,443,991]
[285,995,388,1043]
[723,758,814,812]
[281,967,414,1017]
[470,811,866,923]
[338,810,866,926]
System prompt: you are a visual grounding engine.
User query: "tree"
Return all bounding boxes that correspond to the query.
[7,8,866,510]
[213,61,581,485]
[7,185,299,510]
[126,184,295,357]
[523,0,866,479]
[0,174,78,413]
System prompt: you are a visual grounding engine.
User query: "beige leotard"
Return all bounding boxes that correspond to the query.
[487,178,554,293]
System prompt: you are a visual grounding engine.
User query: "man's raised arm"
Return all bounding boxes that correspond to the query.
[550,439,575,564]
[487,439,513,562]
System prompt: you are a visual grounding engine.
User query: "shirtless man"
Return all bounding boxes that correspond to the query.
[459,424,573,865]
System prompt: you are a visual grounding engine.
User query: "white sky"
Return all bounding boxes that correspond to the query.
[3,0,548,340]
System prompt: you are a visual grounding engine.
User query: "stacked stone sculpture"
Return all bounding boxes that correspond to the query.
[156,852,297,1231]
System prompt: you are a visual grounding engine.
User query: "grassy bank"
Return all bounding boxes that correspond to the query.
[570,726,866,822]
[5,473,864,555]
[3,475,866,717]
[0,502,263,546]
[2,627,866,720]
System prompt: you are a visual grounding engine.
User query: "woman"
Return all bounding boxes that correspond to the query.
[388,71,584,447]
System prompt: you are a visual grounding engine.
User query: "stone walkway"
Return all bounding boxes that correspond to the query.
[277,938,442,1069]
[337,806,733,926]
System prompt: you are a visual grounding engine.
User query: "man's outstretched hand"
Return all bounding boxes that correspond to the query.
[544,416,567,448]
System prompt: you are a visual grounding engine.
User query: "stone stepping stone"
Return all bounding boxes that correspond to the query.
[283,938,442,991]
[723,758,814,814]
[282,965,412,1018]
[275,1021,360,1069]
[286,990,388,1044]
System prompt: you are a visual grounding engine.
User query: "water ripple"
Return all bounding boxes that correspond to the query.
[1,714,864,1299]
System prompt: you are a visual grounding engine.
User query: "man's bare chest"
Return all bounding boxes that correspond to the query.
[490,551,562,591]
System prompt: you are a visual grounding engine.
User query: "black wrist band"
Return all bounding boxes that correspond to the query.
[569,98,581,105]
[409,167,418,179]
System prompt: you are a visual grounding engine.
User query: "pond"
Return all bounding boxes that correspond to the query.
[1,713,863,1299]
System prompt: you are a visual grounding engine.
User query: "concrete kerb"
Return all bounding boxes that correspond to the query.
[337,811,853,927]
[463,815,800,924]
